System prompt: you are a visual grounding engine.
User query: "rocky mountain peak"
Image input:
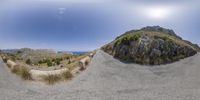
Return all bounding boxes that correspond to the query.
[141,26,182,39]
[102,26,199,65]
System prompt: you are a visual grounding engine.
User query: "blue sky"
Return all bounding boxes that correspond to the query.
[0,0,199,51]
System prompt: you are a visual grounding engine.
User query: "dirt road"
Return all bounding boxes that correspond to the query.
[0,50,200,100]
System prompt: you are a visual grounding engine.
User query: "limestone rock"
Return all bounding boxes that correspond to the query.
[102,26,199,65]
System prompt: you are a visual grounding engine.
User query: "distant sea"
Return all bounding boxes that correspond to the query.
[58,51,89,55]
[1,49,90,56]
[72,51,89,55]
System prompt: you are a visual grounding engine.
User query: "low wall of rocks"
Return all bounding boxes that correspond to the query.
[7,60,17,69]
[5,60,69,80]
[79,56,91,69]
[4,52,95,81]
[30,68,69,81]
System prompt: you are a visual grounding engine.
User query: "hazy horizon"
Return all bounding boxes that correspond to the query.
[0,0,200,51]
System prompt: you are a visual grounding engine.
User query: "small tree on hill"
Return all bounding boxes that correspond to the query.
[47,59,52,67]
[38,60,43,64]
[55,60,60,65]
[26,59,31,65]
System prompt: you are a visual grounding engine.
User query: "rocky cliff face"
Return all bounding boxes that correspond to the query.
[102,26,200,65]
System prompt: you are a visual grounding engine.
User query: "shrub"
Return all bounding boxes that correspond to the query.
[47,59,53,67]
[68,60,71,64]
[7,64,11,68]
[10,56,16,61]
[115,33,141,46]
[26,59,31,65]
[17,51,22,54]
[42,74,62,85]
[121,37,130,45]
[56,61,60,65]
[38,60,43,64]
[52,58,55,62]
[55,59,61,65]
[11,65,20,74]
[131,33,140,41]
[11,65,32,80]
[85,60,89,66]
[3,58,7,63]
[62,71,73,80]
[20,67,32,80]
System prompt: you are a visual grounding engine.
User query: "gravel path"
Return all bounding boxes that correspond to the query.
[0,50,200,100]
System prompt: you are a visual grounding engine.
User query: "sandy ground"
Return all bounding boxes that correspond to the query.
[0,50,200,100]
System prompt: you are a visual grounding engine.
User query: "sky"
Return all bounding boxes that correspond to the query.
[0,0,199,51]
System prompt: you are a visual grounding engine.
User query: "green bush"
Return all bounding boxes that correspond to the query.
[68,60,71,64]
[55,60,60,65]
[121,37,130,45]
[38,60,43,64]
[115,33,141,46]
[17,51,22,54]
[47,59,53,67]
[26,59,31,65]
[39,58,62,66]
[131,33,141,41]
[54,58,62,65]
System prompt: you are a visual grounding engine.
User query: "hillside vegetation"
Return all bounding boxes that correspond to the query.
[102,26,200,65]
[0,48,94,84]
[0,48,87,70]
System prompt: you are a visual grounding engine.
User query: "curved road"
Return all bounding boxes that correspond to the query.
[0,50,200,100]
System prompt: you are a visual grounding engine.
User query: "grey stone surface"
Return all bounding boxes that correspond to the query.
[0,50,200,100]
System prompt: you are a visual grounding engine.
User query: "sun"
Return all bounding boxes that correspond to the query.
[145,6,171,19]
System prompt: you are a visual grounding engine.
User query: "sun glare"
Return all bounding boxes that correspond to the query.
[145,7,171,19]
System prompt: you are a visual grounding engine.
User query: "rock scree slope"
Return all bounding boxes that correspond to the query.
[102,26,200,65]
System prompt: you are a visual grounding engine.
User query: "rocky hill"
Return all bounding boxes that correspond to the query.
[102,26,200,65]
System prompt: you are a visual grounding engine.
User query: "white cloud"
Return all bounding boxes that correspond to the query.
[58,7,66,14]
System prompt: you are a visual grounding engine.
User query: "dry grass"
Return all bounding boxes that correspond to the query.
[114,30,195,50]
[67,62,79,71]
[6,64,11,68]
[140,31,196,50]
[11,64,73,84]
[42,71,73,85]
[11,65,32,80]
[62,71,73,80]
[11,65,20,74]
[20,67,32,80]
[66,54,89,71]
[42,74,62,85]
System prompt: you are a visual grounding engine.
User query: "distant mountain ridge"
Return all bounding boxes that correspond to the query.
[0,48,89,56]
[102,26,200,65]
[1,48,57,54]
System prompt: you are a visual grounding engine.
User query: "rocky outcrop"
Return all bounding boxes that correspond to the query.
[141,26,182,39]
[102,26,200,65]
